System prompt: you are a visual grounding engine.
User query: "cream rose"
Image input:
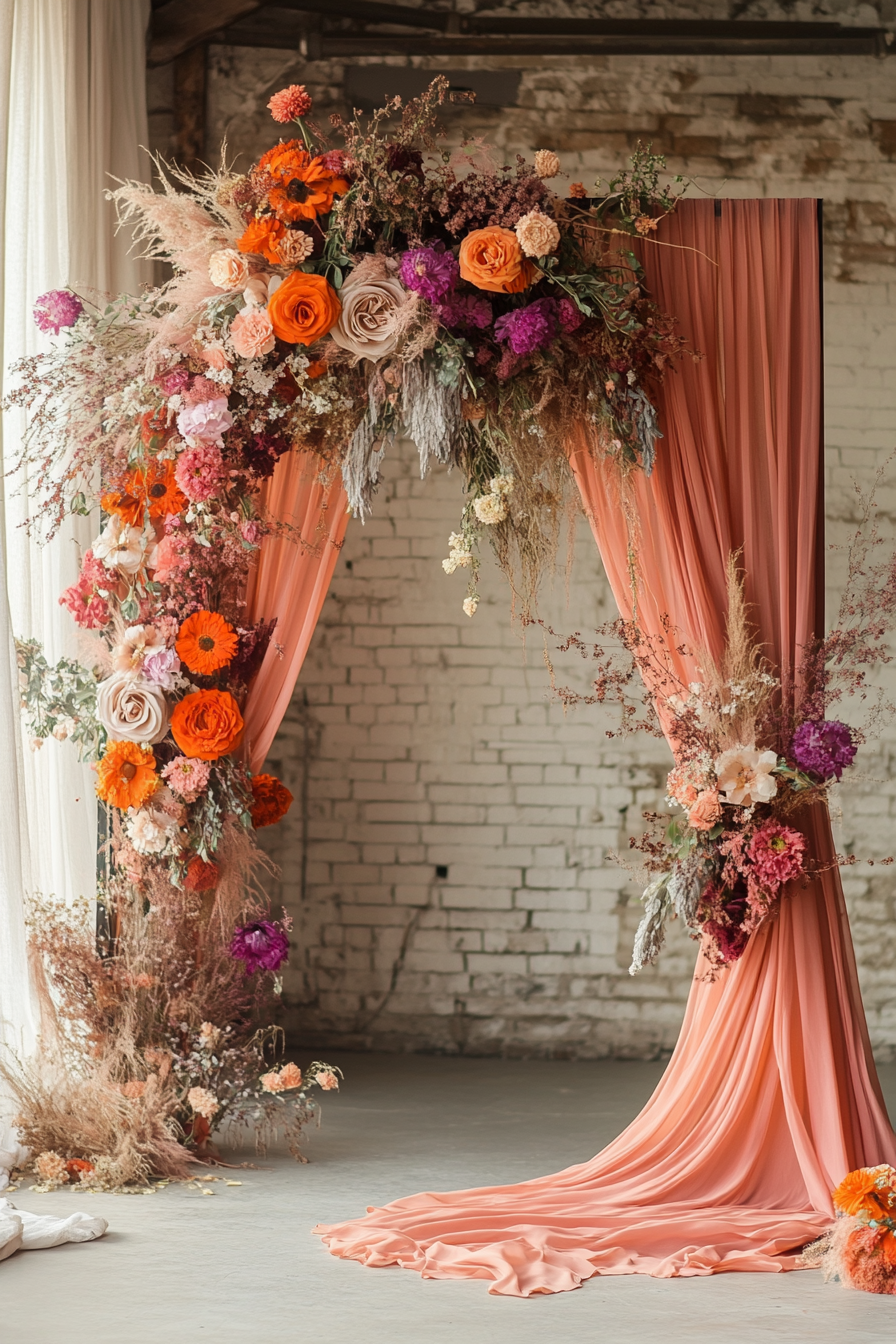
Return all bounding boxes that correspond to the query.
[208,248,249,290]
[96,673,169,745]
[515,210,561,259]
[230,306,276,359]
[330,272,408,361]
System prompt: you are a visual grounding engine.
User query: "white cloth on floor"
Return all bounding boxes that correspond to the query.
[0,1203,23,1262]
[0,1198,107,1256]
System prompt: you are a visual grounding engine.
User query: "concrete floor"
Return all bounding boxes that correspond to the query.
[4,1052,896,1343]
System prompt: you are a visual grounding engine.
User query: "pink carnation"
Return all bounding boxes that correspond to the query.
[162,755,211,804]
[747,821,806,889]
[183,376,220,405]
[59,549,110,629]
[267,84,312,123]
[175,443,224,502]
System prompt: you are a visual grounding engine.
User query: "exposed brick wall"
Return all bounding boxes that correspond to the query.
[182,4,896,1058]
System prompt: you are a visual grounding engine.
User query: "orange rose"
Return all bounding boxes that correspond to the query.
[267,272,341,346]
[458,227,536,294]
[250,773,294,827]
[238,216,286,265]
[171,689,244,761]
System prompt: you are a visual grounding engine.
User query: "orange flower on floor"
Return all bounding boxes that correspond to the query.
[238,215,286,264]
[65,1158,95,1182]
[458,227,536,295]
[96,741,158,810]
[267,271,341,346]
[834,1167,891,1219]
[256,141,349,223]
[250,773,294,827]
[171,689,243,761]
[176,610,239,675]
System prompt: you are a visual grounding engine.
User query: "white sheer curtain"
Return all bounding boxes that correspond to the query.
[0,0,150,1179]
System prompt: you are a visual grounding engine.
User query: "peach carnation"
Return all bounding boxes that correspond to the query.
[230,306,275,360]
[277,1063,303,1090]
[515,210,560,259]
[187,1086,219,1120]
[533,149,560,179]
[316,1069,339,1091]
[260,1070,287,1093]
[688,790,722,831]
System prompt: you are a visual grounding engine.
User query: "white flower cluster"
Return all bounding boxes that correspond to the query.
[472,474,515,527]
[442,531,474,575]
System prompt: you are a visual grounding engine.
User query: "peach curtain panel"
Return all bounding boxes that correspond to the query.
[317,199,896,1296]
[242,452,348,772]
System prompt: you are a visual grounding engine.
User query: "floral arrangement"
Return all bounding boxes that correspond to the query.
[802,1166,896,1295]
[3,77,687,1180]
[545,520,896,975]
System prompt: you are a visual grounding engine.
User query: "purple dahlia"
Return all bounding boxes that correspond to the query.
[494,297,558,355]
[33,289,83,335]
[229,919,290,975]
[791,718,856,781]
[399,246,459,302]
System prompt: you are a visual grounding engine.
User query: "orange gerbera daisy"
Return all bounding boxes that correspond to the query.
[176,611,239,675]
[250,773,294,828]
[256,141,349,223]
[96,741,158,810]
[834,1167,889,1219]
[127,459,187,519]
[238,216,286,264]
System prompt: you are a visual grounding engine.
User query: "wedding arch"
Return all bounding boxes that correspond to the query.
[6,79,896,1292]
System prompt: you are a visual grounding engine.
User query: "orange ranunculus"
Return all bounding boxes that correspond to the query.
[96,741,158,810]
[176,611,239,676]
[65,1158,95,1182]
[458,227,536,294]
[171,689,243,761]
[833,1167,888,1218]
[238,216,286,264]
[250,773,294,828]
[306,359,327,379]
[256,141,349,223]
[267,271,341,346]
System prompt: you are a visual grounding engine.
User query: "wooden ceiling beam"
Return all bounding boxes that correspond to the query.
[149,0,262,66]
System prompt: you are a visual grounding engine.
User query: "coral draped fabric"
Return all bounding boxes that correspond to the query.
[242,452,348,771]
[316,199,896,1295]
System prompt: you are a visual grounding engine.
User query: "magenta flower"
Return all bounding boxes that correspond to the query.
[156,367,191,396]
[494,298,558,354]
[33,289,83,335]
[791,719,856,780]
[229,920,290,975]
[176,397,233,443]
[399,246,459,302]
[438,292,492,331]
[748,821,807,889]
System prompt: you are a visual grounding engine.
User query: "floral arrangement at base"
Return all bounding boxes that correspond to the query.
[802,1166,896,1295]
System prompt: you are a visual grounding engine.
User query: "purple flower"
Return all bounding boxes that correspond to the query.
[557,297,584,334]
[33,289,83,335]
[229,919,290,975]
[240,431,290,479]
[176,397,233,444]
[399,246,459,302]
[438,292,493,331]
[494,298,558,355]
[791,719,857,781]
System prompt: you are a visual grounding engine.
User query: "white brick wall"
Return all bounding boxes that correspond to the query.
[155,5,896,1058]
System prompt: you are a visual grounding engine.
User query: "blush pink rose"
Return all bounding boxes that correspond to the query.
[230,307,276,359]
[688,789,723,831]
